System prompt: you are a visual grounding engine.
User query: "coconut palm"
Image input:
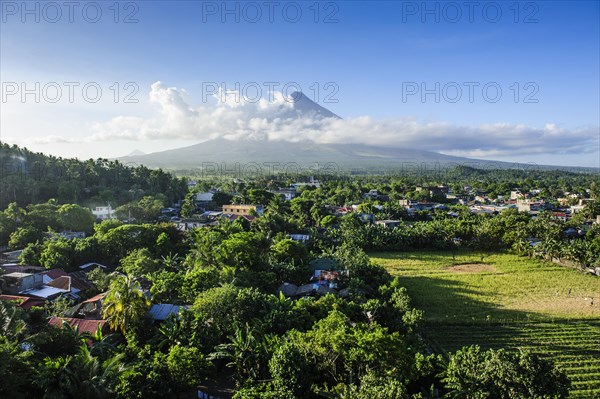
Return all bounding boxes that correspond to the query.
[102,275,150,335]
[37,345,125,399]
[0,301,27,342]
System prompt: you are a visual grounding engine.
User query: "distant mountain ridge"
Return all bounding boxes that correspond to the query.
[118,137,585,172]
[116,93,593,173]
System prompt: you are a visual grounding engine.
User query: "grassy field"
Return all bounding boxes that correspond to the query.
[371,251,600,398]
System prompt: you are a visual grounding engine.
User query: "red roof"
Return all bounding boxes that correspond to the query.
[43,269,69,280]
[48,317,110,335]
[47,276,71,291]
[70,275,92,291]
[0,294,47,310]
[83,292,107,303]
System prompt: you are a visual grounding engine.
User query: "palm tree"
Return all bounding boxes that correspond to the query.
[102,275,150,335]
[37,345,125,399]
[209,323,275,383]
[0,301,27,342]
[88,325,119,359]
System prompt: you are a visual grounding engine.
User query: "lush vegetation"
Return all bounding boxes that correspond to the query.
[2,144,599,397]
[0,142,187,210]
[373,251,600,398]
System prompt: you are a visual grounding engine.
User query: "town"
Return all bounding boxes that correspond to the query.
[1,143,599,398]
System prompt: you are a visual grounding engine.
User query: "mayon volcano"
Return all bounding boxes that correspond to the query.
[116,92,565,171]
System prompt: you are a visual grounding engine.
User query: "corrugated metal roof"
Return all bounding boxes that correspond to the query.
[21,286,68,299]
[47,276,71,291]
[0,294,46,310]
[48,317,109,334]
[147,304,188,320]
[43,269,69,280]
[83,292,106,303]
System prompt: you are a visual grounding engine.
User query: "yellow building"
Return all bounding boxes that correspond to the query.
[222,204,264,216]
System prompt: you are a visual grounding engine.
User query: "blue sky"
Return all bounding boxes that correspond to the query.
[1,0,599,167]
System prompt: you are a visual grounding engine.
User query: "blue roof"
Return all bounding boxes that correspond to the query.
[147,304,189,321]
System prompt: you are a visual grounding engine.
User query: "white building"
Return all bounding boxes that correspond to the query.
[196,192,214,202]
[91,206,114,220]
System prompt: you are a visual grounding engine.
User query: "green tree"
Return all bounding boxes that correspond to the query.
[443,345,570,399]
[120,248,160,276]
[8,226,44,250]
[39,238,75,270]
[217,232,269,270]
[37,345,125,399]
[0,339,36,399]
[102,275,150,335]
[167,344,210,393]
[57,204,95,233]
[334,372,408,399]
[212,191,233,207]
[180,192,196,218]
[270,238,309,265]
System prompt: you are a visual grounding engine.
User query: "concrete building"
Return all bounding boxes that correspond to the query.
[222,204,264,216]
[1,272,44,295]
[91,206,114,220]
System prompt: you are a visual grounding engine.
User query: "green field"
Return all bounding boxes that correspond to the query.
[371,251,600,398]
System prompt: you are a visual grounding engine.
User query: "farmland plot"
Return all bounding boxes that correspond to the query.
[372,251,600,398]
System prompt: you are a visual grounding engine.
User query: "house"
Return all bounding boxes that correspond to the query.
[517,200,545,213]
[71,293,106,319]
[291,179,320,189]
[57,231,86,239]
[48,317,110,335]
[91,206,115,220]
[147,304,189,321]
[399,199,415,207]
[312,270,342,288]
[289,234,310,243]
[416,186,449,197]
[569,204,586,214]
[405,202,437,214]
[294,283,337,297]
[175,218,210,231]
[222,204,264,216]
[1,249,23,263]
[551,211,570,222]
[474,195,488,203]
[45,275,90,299]
[364,189,390,201]
[78,262,109,272]
[1,272,44,295]
[41,268,69,284]
[375,220,401,229]
[0,263,45,274]
[270,188,297,201]
[195,192,214,206]
[0,294,46,310]
[19,271,73,300]
[510,190,525,200]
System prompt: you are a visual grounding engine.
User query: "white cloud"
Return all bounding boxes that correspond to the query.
[26,82,600,158]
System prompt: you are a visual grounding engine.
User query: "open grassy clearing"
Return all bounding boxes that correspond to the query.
[373,251,599,321]
[371,251,600,398]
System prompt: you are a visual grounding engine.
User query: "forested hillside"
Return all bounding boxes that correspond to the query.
[0,142,187,210]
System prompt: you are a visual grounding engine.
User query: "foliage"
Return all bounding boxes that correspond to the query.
[102,275,151,335]
[119,248,160,276]
[444,345,570,399]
